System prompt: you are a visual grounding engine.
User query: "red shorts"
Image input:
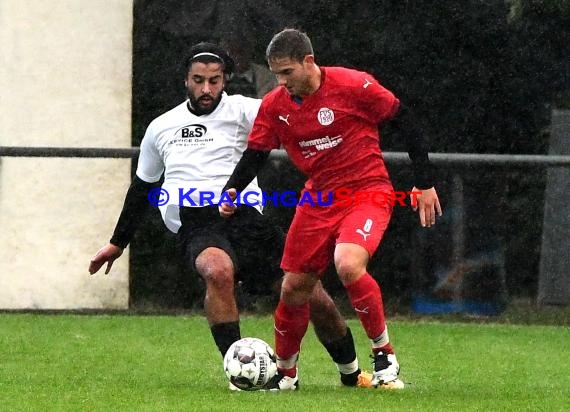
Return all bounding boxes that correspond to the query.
[280,196,393,276]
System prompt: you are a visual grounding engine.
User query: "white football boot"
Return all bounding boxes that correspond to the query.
[263,372,299,391]
[371,352,405,389]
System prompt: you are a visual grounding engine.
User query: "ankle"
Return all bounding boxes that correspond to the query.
[340,368,361,386]
[278,366,297,378]
[373,344,394,355]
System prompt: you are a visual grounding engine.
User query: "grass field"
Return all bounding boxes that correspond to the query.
[1,312,569,411]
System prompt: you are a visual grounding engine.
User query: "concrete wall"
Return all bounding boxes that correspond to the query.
[0,0,133,309]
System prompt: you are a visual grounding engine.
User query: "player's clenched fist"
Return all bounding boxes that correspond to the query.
[219,188,237,218]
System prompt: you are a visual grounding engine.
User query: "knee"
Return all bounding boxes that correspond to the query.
[201,264,234,289]
[195,250,235,290]
[335,257,364,284]
[280,273,316,305]
[334,245,369,284]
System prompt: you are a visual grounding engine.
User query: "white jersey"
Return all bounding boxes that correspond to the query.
[136,92,263,233]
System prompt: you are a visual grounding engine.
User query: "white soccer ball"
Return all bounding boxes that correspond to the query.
[223,337,278,391]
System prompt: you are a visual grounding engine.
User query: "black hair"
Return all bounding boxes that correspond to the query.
[184,42,235,75]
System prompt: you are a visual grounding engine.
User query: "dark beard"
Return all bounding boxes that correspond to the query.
[187,93,223,115]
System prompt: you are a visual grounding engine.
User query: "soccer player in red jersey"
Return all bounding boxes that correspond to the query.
[220,29,442,390]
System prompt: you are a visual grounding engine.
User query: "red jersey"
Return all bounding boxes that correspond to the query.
[248,66,399,194]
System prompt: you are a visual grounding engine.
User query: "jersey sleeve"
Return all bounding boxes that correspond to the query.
[247,100,281,151]
[241,96,262,129]
[357,74,400,125]
[135,123,164,183]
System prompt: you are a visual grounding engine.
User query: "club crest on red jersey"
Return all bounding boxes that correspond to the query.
[317,107,334,126]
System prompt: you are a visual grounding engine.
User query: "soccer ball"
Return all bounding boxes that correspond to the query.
[223,337,278,391]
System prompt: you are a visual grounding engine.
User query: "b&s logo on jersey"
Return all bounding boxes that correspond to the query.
[179,124,207,138]
[317,107,334,126]
[168,124,213,147]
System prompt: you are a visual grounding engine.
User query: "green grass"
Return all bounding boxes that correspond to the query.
[1,313,569,411]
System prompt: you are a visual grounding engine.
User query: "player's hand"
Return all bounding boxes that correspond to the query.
[410,186,442,228]
[219,188,237,218]
[89,243,124,275]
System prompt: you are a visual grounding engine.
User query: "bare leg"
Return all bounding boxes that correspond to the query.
[309,280,347,342]
[195,247,238,324]
[195,247,240,356]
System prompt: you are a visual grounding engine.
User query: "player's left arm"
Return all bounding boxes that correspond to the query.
[219,148,270,217]
[357,74,442,227]
[389,103,442,227]
[219,100,277,218]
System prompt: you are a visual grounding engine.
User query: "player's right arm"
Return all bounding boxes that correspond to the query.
[219,100,279,217]
[89,125,164,274]
[219,148,271,217]
[88,176,158,274]
[89,243,123,275]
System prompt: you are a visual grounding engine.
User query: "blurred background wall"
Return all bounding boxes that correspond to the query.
[0,0,568,311]
[129,0,569,311]
[0,0,132,309]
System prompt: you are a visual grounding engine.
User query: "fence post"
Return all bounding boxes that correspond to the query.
[538,109,570,305]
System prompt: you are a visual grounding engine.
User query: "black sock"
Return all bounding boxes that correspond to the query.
[321,327,361,385]
[210,321,241,357]
[321,326,357,365]
[340,369,362,386]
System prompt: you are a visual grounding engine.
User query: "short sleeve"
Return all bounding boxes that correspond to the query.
[247,100,281,151]
[358,74,400,124]
[135,124,164,183]
[240,96,262,131]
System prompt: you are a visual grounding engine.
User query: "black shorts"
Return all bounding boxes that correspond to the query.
[177,206,284,294]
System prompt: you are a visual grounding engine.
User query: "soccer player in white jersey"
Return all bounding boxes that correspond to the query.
[89,42,374,389]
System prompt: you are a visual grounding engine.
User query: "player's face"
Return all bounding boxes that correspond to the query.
[269,56,314,97]
[185,62,225,115]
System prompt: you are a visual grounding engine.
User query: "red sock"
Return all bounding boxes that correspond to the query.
[372,343,394,355]
[274,300,310,364]
[345,273,389,344]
